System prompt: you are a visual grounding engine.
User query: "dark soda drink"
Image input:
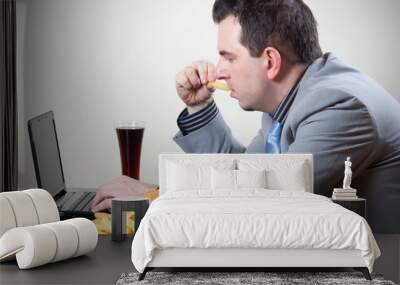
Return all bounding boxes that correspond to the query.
[116,127,144,180]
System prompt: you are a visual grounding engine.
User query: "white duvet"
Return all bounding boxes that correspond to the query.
[131,190,380,273]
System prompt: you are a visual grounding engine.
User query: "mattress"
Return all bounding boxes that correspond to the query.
[131,190,380,273]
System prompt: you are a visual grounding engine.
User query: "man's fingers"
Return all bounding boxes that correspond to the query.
[176,70,192,90]
[91,198,112,213]
[207,63,217,83]
[91,191,105,209]
[176,61,216,91]
[184,66,201,89]
[195,86,213,102]
[192,61,208,85]
[176,60,216,106]
[91,189,113,211]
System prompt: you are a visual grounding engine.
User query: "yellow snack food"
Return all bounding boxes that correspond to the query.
[208,80,230,91]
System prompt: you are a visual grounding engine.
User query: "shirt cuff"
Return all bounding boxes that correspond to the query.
[177,100,219,136]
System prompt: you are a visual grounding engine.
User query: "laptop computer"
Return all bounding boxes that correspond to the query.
[28,111,96,220]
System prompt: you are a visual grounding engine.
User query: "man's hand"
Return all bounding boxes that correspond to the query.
[176,60,217,107]
[91,175,157,212]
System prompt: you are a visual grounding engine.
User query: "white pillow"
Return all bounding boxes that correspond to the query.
[238,159,308,191]
[211,168,236,190]
[166,160,235,191]
[267,167,307,191]
[211,168,267,190]
[236,169,267,189]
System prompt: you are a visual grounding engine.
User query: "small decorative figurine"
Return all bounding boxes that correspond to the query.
[342,157,353,190]
[332,157,357,199]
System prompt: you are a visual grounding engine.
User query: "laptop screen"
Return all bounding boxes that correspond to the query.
[28,111,65,197]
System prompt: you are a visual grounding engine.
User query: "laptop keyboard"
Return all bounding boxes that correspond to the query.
[56,191,74,209]
[59,192,96,212]
[75,192,96,211]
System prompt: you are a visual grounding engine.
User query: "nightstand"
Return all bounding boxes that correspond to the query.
[331,198,366,218]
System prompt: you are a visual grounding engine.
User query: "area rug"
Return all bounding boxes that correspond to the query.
[116,271,396,285]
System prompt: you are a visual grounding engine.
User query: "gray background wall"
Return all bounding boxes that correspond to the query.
[16,0,400,189]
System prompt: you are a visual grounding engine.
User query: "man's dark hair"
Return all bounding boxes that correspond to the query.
[212,0,323,63]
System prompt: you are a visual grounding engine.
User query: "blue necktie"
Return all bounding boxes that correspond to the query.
[265,120,282,153]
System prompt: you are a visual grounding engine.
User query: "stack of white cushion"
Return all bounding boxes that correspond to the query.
[0,189,97,269]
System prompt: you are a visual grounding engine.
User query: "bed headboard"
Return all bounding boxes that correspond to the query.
[158,153,314,194]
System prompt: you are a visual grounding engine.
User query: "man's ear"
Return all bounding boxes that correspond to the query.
[262,47,281,80]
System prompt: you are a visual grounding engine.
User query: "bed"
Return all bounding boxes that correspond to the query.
[131,153,380,280]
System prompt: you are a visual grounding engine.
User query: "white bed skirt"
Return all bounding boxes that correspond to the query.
[148,248,366,268]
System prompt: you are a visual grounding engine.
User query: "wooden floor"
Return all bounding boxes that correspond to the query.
[373,234,400,284]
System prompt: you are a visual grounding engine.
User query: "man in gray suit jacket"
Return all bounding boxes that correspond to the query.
[173,0,400,233]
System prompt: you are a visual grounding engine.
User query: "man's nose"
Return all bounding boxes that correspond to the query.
[216,62,228,80]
